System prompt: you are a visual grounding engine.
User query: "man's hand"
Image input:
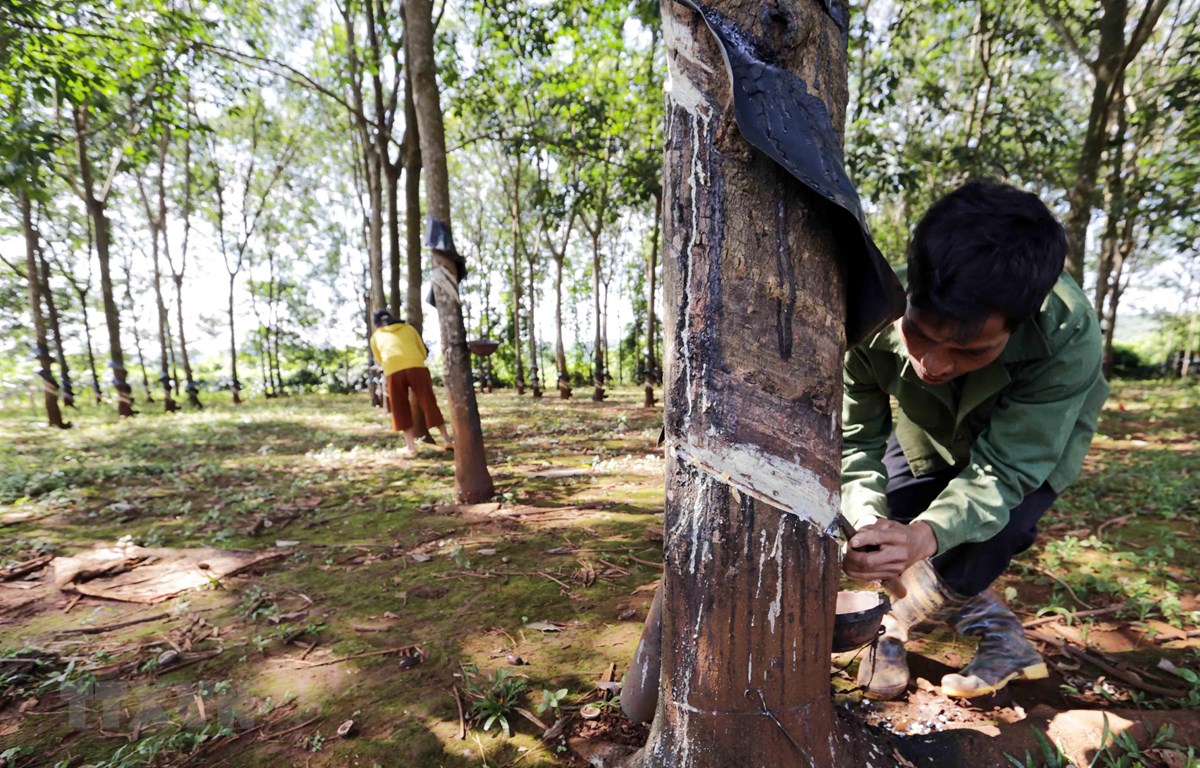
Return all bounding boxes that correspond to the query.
[843,519,938,581]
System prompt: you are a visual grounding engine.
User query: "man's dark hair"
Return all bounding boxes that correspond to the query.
[372,309,397,328]
[907,180,1066,336]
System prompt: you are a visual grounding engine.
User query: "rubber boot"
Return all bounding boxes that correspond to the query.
[857,559,966,700]
[940,590,1048,698]
[620,583,663,724]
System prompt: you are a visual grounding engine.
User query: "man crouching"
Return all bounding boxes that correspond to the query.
[842,180,1108,699]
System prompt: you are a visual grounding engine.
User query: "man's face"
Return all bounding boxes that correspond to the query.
[898,307,1011,385]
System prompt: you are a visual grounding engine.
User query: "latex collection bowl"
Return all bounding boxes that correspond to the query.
[832,590,890,652]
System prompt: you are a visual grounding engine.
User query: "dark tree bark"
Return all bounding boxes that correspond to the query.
[387,158,403,317]
[73,105,134,416]
[639,0,868,764]
[19,191,67,428]
[406,0,495,502]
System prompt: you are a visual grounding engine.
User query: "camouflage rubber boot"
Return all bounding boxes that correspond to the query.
[941,590,1048,698]
[857,559,966,700]
[621,583,663,724]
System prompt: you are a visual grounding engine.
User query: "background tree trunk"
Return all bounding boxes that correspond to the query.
[75,106,134,416]
[403,64,424,334]
[590,229,606,402]
[510,156,527,395]
[406,0,494,502]
[38,248,74,408]
[644,189,661,408]
[641,0,866,763]
[122,262,153,405]
[554,252,572,398]
[527,248,542,398]
[20,191,66,428]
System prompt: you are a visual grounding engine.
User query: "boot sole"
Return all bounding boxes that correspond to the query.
[941,662,1049,698]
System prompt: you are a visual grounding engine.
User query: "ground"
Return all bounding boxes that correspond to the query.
[0,382,1197,767]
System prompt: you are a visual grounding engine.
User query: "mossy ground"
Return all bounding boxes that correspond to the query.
[1,381,1197,767]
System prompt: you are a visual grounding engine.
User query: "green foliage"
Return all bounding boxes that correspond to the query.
[1004,727,1072,768]
[1109,344,1157,380]
[535,687,569,717]
[461,663,529,738]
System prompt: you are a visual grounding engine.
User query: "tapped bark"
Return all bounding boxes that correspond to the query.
[406,0,495,502]
[639,0,873,764]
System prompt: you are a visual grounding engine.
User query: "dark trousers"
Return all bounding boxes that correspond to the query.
[883,436,1056,597]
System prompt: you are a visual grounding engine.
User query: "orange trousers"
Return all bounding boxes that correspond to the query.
[385,367,445,432]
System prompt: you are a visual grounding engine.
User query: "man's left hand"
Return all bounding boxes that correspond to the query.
[843,519,938,581]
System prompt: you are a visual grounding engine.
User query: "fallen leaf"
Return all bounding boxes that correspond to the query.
[410,553,432,563]
[523,621,563,632]
[1144,748,1187,768]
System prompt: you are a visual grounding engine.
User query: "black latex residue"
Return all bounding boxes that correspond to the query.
[673,0,905,347]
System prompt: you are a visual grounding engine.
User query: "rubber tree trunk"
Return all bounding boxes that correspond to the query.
[174,274,202,408]
[39,250,74,407]
[528,250,542,398]
[554,253,572,399]
[403,63,424,335]
[75,106,133,417]
[644,189,662,408]
[402,16,434,444]
[228,273,242,403]
[123,268,153,404]
[407,0,494,502]
[640,0,860,764]
[20,191,66,428]
[510,156,527,395]
[78,287,102,404]
[591,230,606,402]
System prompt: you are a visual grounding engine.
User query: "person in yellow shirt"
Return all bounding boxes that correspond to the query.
[370,309,452,454]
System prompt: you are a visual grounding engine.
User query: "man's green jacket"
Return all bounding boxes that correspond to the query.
[841,273,1109,554]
